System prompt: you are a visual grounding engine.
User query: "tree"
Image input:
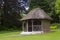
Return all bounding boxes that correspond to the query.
[0,0,29,30]
[29,0,59,23]
[0,0,59,30]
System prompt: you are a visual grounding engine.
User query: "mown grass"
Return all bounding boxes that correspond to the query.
[0,28,60,40]
[0,23,60,40]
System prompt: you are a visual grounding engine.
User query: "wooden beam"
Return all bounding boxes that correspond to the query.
[27,20,28,32]
[22,21,24,31]
[41,20,44,32]
[32,20,33,32]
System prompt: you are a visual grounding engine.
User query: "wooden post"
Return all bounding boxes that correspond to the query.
[27,20,28,32]
[41,20,44,32]
[32,20,33,32]
[22,21,24,31]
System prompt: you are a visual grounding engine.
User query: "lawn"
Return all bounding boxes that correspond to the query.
[0,23,60,40]
[0,29,60,40]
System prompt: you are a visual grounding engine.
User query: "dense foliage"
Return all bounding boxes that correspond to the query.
[0,0,29,30]
[0,0,60,31]
[29,0,60,23]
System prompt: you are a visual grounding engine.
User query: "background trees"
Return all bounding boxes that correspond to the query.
[0,0,29,30]
[0,0,60,31]
[29,0,60,23]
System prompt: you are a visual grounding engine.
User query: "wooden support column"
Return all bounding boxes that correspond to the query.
[22,21,24,31]
[41,20,44,32]
[26,20,28,32]
[32,20,33,32]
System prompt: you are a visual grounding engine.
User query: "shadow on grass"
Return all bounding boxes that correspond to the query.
[0,30,20,34]
[50,30,56,33]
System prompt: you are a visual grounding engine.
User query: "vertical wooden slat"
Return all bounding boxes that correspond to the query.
[32,20,33,32]
[27,20,28,32]
[22,21,24,31]
[41,20,44,32]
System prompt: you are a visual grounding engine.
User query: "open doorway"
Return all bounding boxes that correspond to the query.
[28,20,32,32]
[33,20,42,31]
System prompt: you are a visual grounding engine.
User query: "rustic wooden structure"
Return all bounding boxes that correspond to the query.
[21,8,52,34]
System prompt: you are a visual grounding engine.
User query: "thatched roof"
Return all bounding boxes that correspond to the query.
[21,8,52,20]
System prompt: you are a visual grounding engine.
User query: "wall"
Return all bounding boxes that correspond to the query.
[41,20,50,33]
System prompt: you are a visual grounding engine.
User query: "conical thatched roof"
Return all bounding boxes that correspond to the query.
[21,8,52,20]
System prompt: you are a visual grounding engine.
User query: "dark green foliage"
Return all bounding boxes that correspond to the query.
[29,0,60,23]
[0,0,60,31]
[0,0,22,31]
[29,0,54,12]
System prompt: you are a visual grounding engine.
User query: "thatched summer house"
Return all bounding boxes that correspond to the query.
[21,8,52,35]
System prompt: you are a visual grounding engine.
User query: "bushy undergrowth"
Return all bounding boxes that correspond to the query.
[50,23,60,29]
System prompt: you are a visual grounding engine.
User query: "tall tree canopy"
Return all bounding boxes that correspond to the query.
[0,0,59,31]
[29,0,59,23]
[0,0,29,30]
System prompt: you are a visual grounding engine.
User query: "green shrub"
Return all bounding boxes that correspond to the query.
[50,24,57,29]
[57,24,60,29]
[50,23,60,29]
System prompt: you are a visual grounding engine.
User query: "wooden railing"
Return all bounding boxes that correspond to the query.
[33,25,41,31]
[33,25,41,27]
